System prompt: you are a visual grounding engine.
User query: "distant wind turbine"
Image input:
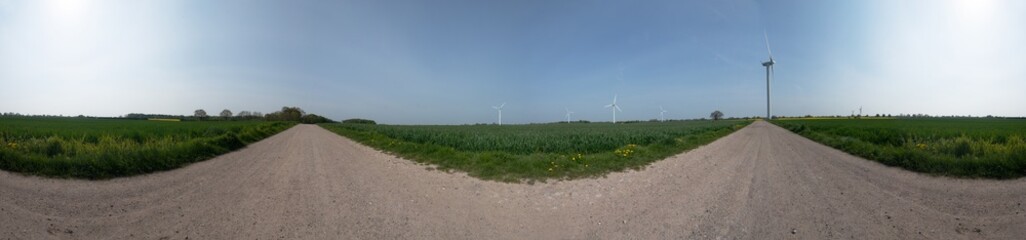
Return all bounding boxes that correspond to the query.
[492,103,505,125]
[565,108,574,123]
[604,95,622,123]
[762,31,776,119]
[659,106,668,122]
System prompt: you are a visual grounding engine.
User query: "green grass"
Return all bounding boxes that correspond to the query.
[771,118,1026,178]
[0,117,295,179]
[319,120,750,182]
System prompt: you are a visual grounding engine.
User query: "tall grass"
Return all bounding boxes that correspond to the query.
[0,117,295,179]
[320,120,750,182]
[772,118,1026,178]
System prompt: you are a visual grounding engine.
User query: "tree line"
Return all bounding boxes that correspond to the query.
[118,107,334,123]
[189,106,334,124]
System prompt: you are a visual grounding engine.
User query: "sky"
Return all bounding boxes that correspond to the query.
[1,0,1024,124]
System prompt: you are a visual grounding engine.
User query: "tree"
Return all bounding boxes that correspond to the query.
[236,111,252,118]
[281,107,304,121]
[710,110,724,120]
[194,109,207,118]
[266,106,305,121]
[342,118,376,124]
[301,114,333,124]
[220,109,233,119]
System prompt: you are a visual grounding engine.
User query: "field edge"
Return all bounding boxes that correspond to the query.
[769,119,1026,179]
[319,120,752,183]
[0,120,298,180]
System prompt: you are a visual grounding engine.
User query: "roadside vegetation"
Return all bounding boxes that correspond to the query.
[772,118,1026,178]
[320,120,750,182]
[0,117,295,179]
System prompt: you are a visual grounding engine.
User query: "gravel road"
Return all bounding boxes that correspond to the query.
[2,121,1024,239]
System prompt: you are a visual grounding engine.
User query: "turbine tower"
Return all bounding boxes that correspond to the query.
[492,102,505,125]
[565,108,574,123]
[762,31,775,120]
[659,106,668,122]
[604,95,622,123]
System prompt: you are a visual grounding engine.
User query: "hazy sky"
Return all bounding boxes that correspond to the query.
[2,0,1024,124]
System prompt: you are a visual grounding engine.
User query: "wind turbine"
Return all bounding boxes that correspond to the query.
[762,31,776,119]
[492,102,505,125]
[659,106,668,122]
[604,95,622,123]
[565,108,574,123]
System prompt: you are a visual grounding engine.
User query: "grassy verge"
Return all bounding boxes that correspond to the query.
[0,117,296,179]
[319,120,750,183]
[771,118,1026,178]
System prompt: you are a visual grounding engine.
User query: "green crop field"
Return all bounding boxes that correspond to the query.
[320,120,750,182]
[0,117,295,179]
[772,118,1026,178]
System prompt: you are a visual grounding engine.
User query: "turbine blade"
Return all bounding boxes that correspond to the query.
[605,104,613,108]
[500,103,506,108]
[615,105,622,112]
[764,30,773,59]
[613,94,617,104]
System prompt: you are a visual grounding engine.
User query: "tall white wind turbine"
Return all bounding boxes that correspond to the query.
[659,106,668,122]
[604,95,622,123]
[762,31,776,119]
[565,108,574,123]
[492,102,505,125]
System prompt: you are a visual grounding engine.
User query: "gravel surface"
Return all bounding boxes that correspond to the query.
[2,121,1024,239]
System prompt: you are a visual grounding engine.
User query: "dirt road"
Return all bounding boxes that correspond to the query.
[2,121,1024,239]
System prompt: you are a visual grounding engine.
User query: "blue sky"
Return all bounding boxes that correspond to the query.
[1,0,1024,124]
